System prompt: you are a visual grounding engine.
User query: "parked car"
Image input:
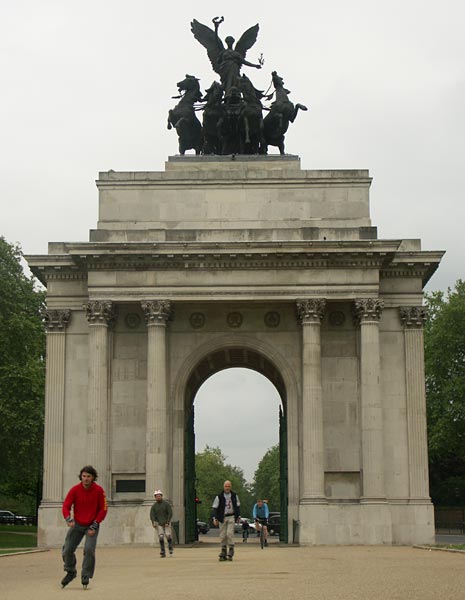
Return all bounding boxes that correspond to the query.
[196,520,210,534]
[0,510,32,525]
[267,514,281,536]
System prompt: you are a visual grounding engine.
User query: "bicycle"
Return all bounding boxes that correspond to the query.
[254,517,268,549]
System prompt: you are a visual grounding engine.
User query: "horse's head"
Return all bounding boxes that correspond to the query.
[204,81,223,104]
[177,75,202,99]
[240,75,264,101]
[272,71,291,97]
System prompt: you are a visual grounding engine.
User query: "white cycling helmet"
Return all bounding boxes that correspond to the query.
[153,490,163,497]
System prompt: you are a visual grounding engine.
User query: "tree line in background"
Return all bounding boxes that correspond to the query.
[194,445,280,524]
[0,237,45,516]
[424,280,465,506]
[1,234,465,515]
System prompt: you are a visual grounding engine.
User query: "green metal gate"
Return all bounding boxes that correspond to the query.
[279,405,288,543]
[184,406,197,543]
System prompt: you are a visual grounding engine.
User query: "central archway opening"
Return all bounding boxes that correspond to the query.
[183,347,288,544]
[195,368,280,482]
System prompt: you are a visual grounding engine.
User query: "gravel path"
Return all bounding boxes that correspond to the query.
[1,543,464,600]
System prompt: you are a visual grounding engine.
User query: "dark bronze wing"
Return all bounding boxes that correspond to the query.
[190,19,224,74]
[234,24,259,58]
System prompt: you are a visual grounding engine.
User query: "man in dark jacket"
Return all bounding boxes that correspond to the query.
[150,490,174,557]
[211,480,241,561]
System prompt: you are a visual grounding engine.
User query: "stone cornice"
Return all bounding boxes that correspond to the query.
[381,250,444,286]
[26,242,444,286]
[96,166,372,190]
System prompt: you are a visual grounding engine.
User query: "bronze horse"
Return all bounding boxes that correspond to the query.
[238,75,266,155]
[202,81,224,155]
[167,75,203,155]
[217,86,245,155]
[263,71,307,154]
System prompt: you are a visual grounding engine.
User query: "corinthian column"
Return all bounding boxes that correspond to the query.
[84,300,116,497]
[141,300,172,501]
[399,306,430,499]
[42,309,70,502]
[296,299,326,502]
[354,298,386,501]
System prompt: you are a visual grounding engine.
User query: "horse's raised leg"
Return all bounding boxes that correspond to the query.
[290,104,308,123]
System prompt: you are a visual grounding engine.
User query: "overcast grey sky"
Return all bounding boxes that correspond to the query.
[1,1,464,481]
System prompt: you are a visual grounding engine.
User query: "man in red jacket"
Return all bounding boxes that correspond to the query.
[60,465,108,589]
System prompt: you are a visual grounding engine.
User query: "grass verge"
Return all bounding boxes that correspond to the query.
[0,526,37,549]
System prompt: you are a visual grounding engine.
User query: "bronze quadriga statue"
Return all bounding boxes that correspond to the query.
[167,18,307,156]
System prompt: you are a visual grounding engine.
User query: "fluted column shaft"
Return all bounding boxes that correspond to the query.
[297,299,326,501]
[42,310,70,501]
[84,301,115,496]
[142,300,172,500]
[400,306,430,499]
[354,299,386,500]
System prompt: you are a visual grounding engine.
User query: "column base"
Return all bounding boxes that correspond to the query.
[360,496,387,504]
[300,496,328,505]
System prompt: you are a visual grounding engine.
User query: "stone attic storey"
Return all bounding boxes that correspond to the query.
[28,154,443,546]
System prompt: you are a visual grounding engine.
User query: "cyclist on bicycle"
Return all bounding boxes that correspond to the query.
[252,498,270,546]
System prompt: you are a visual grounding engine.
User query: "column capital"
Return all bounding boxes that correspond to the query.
[296,299,326,324]
[399,306,428,328]
[353,298,384,323]
[83,300,116,325]
[141,300,173,325]
[43,309,71,331]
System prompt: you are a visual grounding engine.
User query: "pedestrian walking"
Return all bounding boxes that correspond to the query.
[211,480,240,561]
[60,465,108,589]
[242,518,250,542]
[150,490,174,557]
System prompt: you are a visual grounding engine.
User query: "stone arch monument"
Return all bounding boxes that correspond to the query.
[28,155,443,546]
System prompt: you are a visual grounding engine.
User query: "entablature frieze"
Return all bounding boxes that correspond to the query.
[83,287,380,303]
[26,244,444,288]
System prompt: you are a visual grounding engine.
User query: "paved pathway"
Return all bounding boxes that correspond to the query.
[1,542,465,600]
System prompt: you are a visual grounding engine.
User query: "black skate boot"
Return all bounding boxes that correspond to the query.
[218,546,227,561]
[159,537,166,557]
[227,546,235,561]
[81,576,89,590]
[167,537,173,555]
[61,572,76,588]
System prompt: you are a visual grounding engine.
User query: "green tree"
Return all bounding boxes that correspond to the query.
[425,280,465,505]
[195,446,253,522]
[252,444,280,511]
[0,237,46,515]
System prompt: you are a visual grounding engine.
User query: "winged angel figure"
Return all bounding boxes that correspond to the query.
[190,17,262,96]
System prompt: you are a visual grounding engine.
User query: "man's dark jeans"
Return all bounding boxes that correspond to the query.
[62,523,98,579]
